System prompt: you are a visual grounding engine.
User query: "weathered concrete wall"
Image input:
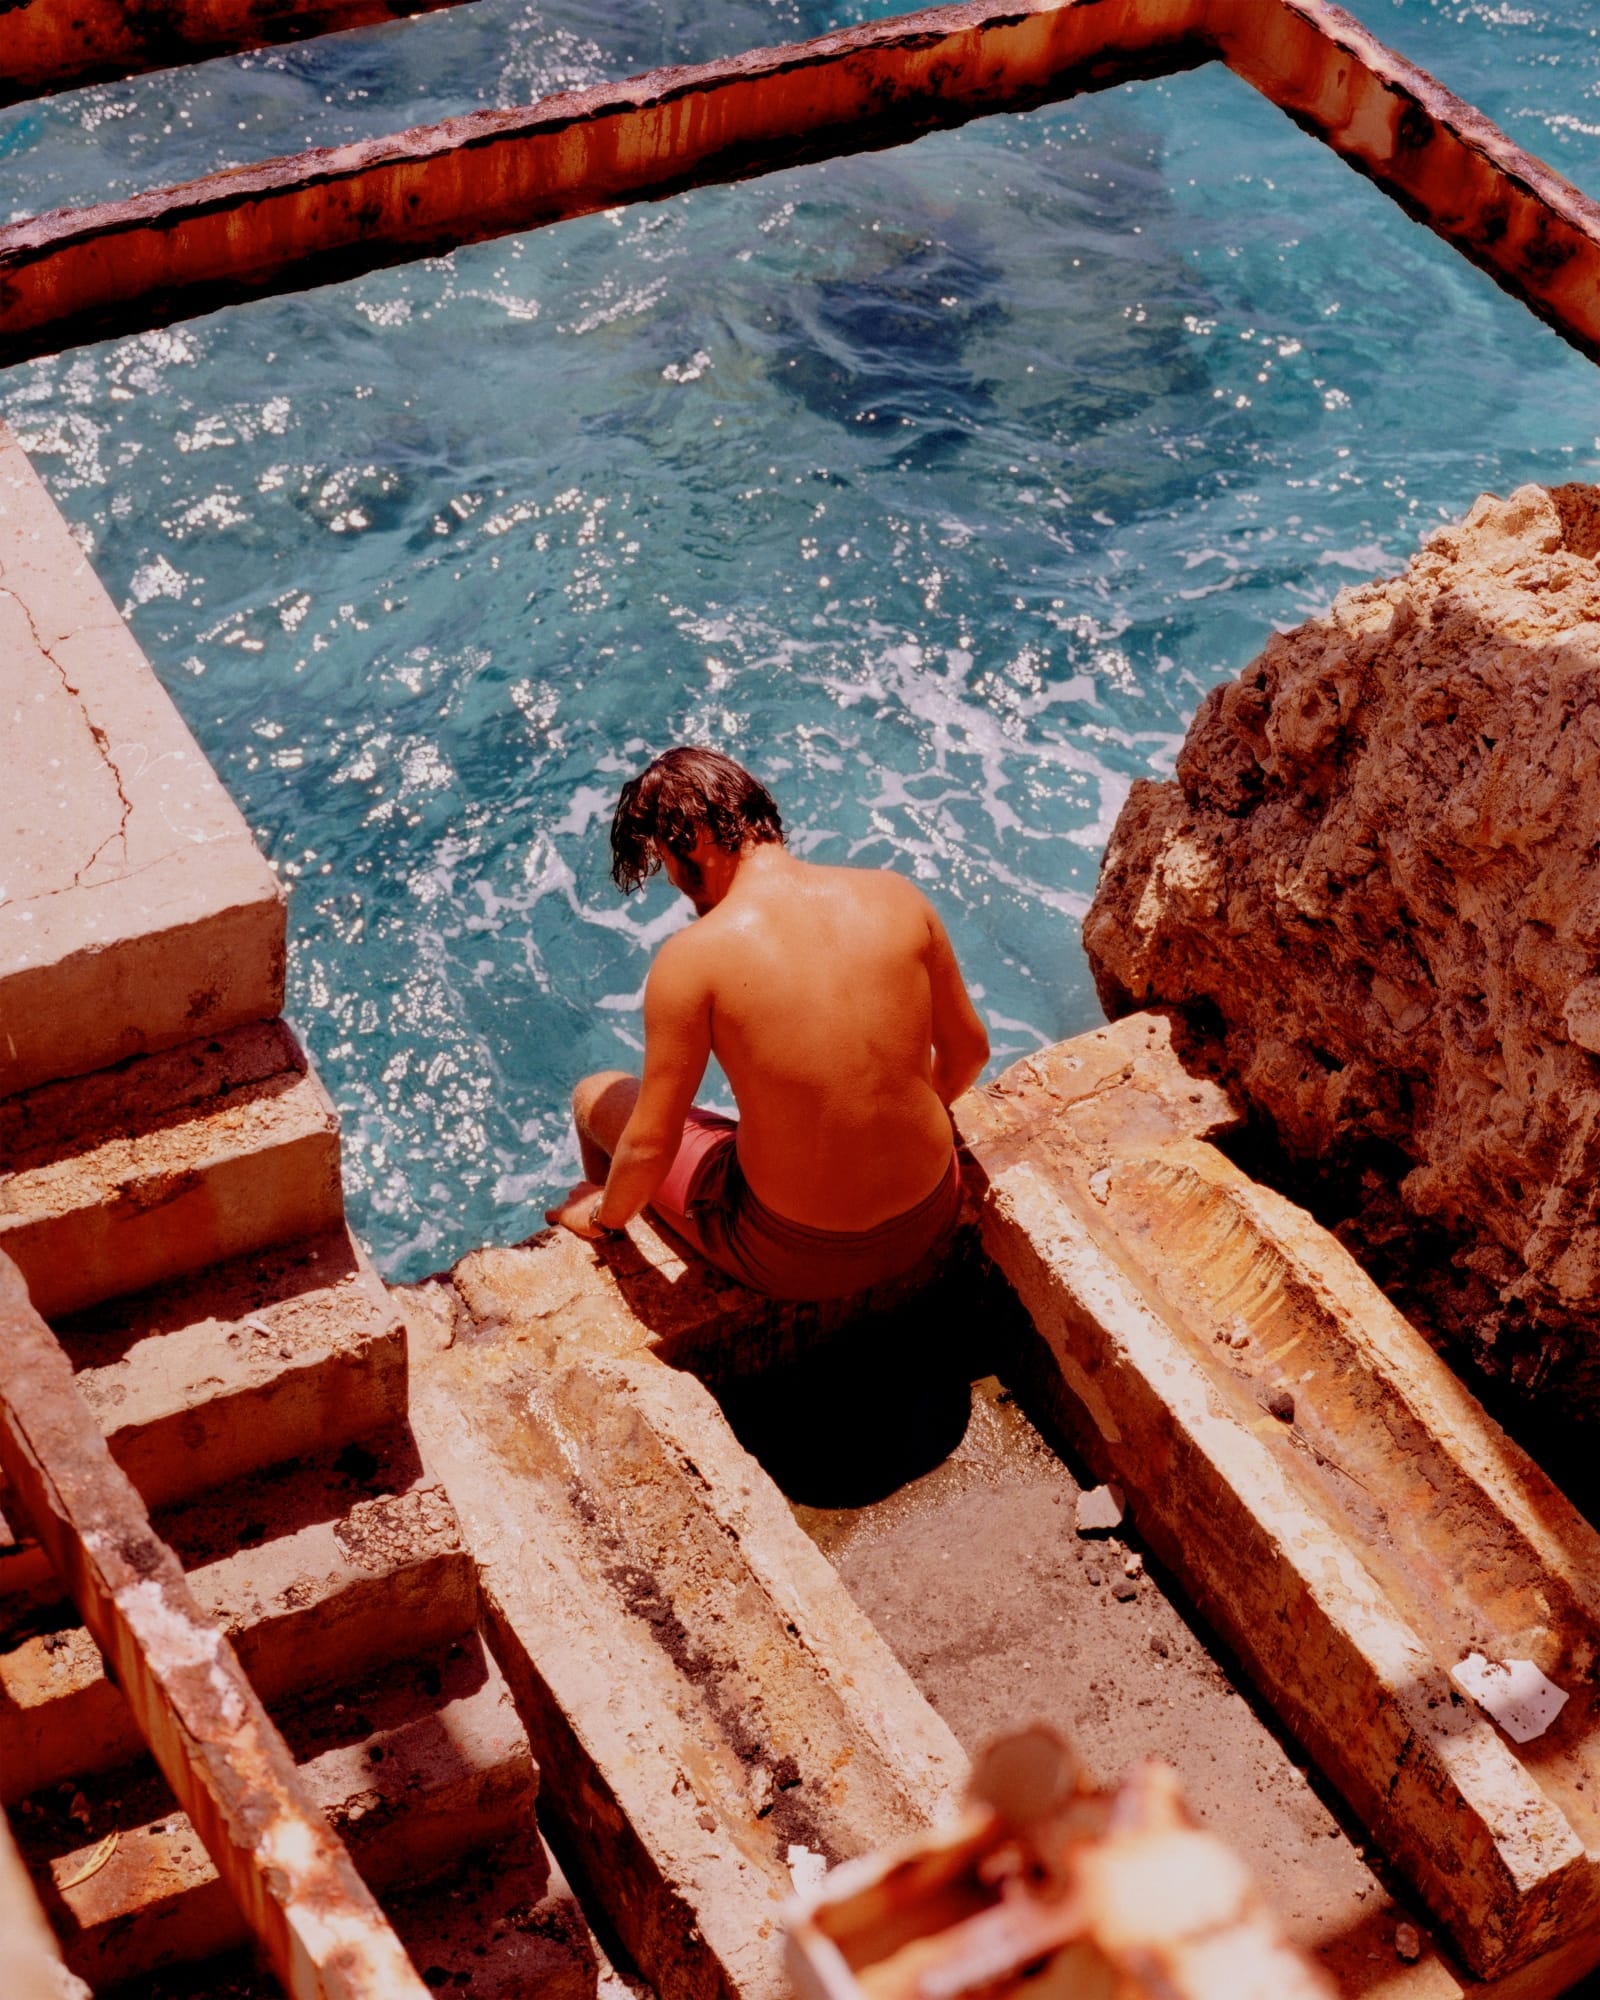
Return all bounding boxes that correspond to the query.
[1086,483,1600,1417]
[0,422,285,1099]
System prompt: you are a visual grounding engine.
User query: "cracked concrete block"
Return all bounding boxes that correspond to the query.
[0,1021,343,1318]
[955,1013,1600,1979]
[1,1472,474,1800]
[0,423,285,1096]
[407,1331,967,2000]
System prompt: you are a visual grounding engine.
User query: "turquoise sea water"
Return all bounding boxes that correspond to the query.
[3,2,1599,1279]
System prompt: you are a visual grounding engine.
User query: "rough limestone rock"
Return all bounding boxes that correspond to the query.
[1084,483,1600,1413]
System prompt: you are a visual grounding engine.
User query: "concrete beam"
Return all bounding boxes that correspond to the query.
[405,1322,968,2000]
[0,0,1597,368]
[0,1252,430,2000]
[954,1015,1600,1979]
[0,0,476,108]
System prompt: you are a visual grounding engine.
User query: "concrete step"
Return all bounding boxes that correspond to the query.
[94,1835,600,2000]
[0,1020,342,1319]
[405,1317,968,2000]
[384,1836,598,2000]
[0,1441,474,1801]
[54,1226,407,1513]
[955,1012,1600,1981]
[0,1228,407,1580]
[17,1636,535,1991]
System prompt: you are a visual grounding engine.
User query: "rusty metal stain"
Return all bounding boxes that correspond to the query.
[0,0,477,108]
[0,2,1596,370]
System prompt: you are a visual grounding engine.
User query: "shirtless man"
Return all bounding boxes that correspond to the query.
[545,746,990,1299]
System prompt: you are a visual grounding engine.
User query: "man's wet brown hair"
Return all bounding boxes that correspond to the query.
[610,746,783,893]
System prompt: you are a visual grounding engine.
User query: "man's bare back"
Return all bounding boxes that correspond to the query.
[547,747,989,1293]
[649,845,981,1228]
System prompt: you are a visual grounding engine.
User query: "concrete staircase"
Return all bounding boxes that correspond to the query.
[0,1028,593,1998]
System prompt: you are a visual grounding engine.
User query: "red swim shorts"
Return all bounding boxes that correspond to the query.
[649,1107,961,1301]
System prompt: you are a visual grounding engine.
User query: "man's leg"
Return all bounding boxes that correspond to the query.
[572,1070,640,1183]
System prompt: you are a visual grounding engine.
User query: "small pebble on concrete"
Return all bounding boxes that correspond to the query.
[1112,1579,1138,1603]
[1395,1921,1422,1962]
[1085,1565,1103,1586]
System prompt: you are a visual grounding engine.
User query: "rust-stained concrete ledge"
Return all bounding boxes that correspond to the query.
[0,1252,430,2000]
[0,422,285,1097]
[955,1013,1600,1984]
[2,0,1599,368]
[0,0,475,107]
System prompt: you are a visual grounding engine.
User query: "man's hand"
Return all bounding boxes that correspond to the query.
[545,1181,614,1240]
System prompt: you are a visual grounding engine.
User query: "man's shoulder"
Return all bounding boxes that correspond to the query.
[822,861,934,924]
[648,922,715,991]
[656,915,713,957]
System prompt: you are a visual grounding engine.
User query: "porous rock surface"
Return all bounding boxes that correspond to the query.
[1084,483,1600,1412]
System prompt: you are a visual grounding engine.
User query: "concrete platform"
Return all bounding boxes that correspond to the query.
[955,1013,1600,1982]
[0,420,284,1099]
[406,1181,978,1390]
[403,1311,967,2000]
[0,1021,343,1318]
[0,1461,473,1800]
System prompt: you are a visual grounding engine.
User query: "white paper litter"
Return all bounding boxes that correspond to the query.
[1450,1652,1568,1744]
[1075,1484,1125,1535]
[787,1843,828,1898]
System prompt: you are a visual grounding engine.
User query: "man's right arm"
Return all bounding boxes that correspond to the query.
[925,904,990,1105]
[593,935,712,1227]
